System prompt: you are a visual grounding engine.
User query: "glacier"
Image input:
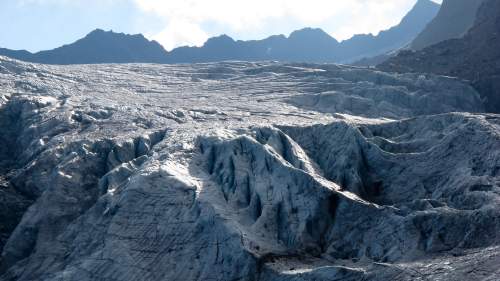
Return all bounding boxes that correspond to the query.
[0,56,498,280]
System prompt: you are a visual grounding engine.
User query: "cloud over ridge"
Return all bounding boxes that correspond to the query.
[133,0,427,50]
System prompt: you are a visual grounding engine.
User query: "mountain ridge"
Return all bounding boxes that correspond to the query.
[164,0,439,64]
[0,0,439,64]
[0,29,169,65]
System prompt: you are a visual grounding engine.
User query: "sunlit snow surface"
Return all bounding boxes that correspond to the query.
[0,56,498,281]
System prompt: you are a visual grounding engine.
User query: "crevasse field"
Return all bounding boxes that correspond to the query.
[0,57,499,280]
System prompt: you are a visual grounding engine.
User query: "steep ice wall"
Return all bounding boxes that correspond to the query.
[281,114,500,256]
[0,93,168,275]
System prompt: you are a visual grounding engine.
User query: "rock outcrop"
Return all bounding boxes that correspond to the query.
[337,0,440,63]
[410,0,485,50]
[379,0,500,113]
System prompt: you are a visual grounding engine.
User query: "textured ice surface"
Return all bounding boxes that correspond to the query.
[0,56,498,280]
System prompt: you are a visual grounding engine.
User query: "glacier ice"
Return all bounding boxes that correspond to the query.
[0,56,498,280]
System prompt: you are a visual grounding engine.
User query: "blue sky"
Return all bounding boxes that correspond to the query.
[0,0,441,52]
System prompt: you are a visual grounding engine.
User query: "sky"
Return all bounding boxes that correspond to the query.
[0,0,441,52]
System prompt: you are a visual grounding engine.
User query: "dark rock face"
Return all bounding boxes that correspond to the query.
[354,0,485,67]
[0,29,169,65]
[410,0,486,50]
[352,52,392,67]
[0,49,34,63]
[0,181,32,261]
[379,0,500,113]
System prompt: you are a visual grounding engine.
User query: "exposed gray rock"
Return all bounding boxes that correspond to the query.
[0,56,498,280]
[379,0,500,113]
[410,0,485,50]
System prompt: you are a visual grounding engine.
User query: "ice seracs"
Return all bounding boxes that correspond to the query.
[0,56,498,280]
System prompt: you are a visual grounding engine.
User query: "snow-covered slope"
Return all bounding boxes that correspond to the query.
[0,56,498,280]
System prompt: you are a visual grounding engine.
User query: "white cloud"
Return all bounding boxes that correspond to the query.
[17,0,119,6]
[133,0,425,50]
[150,19,209,51]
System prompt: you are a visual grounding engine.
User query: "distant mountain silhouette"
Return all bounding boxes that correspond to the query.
[0,29,169,64]
[379,0,500,113]
[410,0,485,50]
[0,0,439,65]
[164,28,342,63]
[0,48,35,62]
[164,0,439,64]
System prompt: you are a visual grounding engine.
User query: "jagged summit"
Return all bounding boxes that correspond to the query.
[0,29,169,64]
[85,28,147,41]
[288,28,337,42]
[86,28,109,36]
[403,0,441,30]
[414,0,440,10]
[203,34,235,46]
